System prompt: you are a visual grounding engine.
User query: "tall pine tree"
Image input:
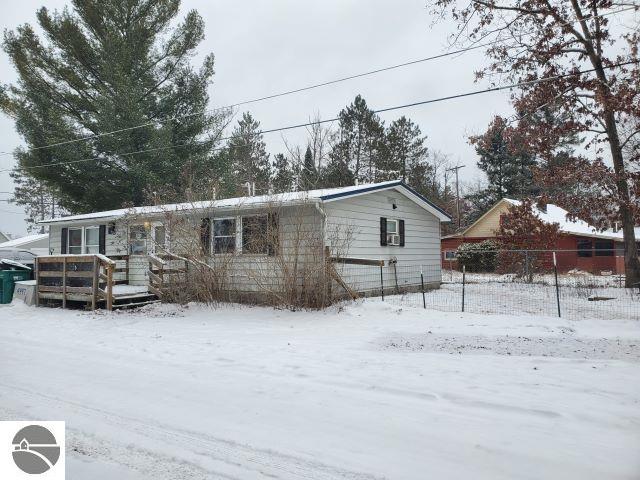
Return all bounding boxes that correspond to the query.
[325,95,385,185]
[299,146,318,190]
[227,112,271,195]
[381,116,428,182]
[271,153,294,193]
[470,116,537,203]
[9,167,66,232]
[0,0,225,213]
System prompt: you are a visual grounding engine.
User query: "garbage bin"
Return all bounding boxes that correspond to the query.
[0,269,32,304]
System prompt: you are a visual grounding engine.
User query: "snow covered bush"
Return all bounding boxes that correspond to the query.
[456,240,499,272]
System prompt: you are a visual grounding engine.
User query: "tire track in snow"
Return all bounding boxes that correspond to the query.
[0,382,385,480]
[0,404,239,480]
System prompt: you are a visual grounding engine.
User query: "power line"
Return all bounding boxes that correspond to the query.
[1,59,635,175]
[0,5,633,158]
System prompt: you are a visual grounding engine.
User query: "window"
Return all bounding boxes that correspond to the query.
[242,215,269,254]
[386,219,400,246]
[68,228,83,254]
[595,239,614,257]
[444,250,456,260]
[84,226,100,254]
[129,225,148,255]
[152,225,167,253]
[577,239,592,257]
[213,218,236,254]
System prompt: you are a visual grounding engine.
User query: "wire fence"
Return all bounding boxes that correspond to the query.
[331,250,640,321]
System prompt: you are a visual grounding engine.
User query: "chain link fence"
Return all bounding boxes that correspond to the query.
[331,250,639,321]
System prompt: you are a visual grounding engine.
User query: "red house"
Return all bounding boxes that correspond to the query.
[441,198,636,274]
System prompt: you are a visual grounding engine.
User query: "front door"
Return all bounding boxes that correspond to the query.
[128,224,150,286]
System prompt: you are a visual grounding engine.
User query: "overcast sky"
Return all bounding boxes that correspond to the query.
[0,0,516,236]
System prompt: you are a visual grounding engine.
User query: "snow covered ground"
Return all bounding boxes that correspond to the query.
[1,300,639,479]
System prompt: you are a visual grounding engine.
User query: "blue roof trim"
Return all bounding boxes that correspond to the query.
[400,182,452,220]
[319,181,402,201]
[320,181,452,221]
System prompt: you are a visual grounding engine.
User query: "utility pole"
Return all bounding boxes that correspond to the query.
[446,165,465,229]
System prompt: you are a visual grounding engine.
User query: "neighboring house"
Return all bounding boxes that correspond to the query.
[39,181,451,298]
[442,198,636,274]
[0,233,49,256]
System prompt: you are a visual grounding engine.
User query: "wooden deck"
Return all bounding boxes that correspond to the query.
[35,254,159,310]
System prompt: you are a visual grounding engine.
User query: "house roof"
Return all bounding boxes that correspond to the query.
[448,197,634,242]
[39,181,452,225]
[0,233,48,248]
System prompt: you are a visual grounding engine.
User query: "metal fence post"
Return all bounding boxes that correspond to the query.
[553,252,561,318]
[461,264,466,313]
[420,266,426,309]
[380,263,384,301]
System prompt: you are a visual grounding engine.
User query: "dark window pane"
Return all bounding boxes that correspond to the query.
[242,216,268,254]
[214,218,235,237]
[577,239,592,257]
[595,240,614,257]
[214,236,235,254]
[68,228,82,247]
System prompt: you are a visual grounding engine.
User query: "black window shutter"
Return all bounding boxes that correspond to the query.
[200,218,211,255]
[399,220,405,247]
[61,227,68,254]
[267,213,279,256]
[380,217,387,246]
[99,225,107,255]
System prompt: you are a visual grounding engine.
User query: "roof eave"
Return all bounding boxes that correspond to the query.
[320,181,452,222]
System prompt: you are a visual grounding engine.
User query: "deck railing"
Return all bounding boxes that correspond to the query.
[36,254,127,310]
[147,253,188,300]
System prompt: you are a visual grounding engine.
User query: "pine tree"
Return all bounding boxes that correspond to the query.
[9,167,65,232]
[272,153,294,193]
[470,116,537,203]
[299,146,318,190]
[381,116,428,182]
[329,95,385,184]
[0,0,225,213]
[227,112,271,195]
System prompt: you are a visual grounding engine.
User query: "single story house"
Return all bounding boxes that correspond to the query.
[442,198,637,274]
[0,233,49,256]
[39,181,451,301]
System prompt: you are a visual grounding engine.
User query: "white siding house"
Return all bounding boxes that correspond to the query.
[39,181,451,298]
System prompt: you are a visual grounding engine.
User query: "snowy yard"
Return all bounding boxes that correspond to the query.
[1,300,639,479]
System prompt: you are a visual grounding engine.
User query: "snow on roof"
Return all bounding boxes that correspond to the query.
[39,180,451,225]
[0,233,49,248]
[504,199,626,241]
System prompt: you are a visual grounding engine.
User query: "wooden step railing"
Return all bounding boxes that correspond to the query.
[147,253,188,300]
[36,254,119,310]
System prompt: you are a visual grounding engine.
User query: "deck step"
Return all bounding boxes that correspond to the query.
[97,291,160,310]
[112,299,161,310]
[112,293,157,302]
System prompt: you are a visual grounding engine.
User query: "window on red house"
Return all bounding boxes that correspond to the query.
[577,239,592,257]
[595,239,614,257]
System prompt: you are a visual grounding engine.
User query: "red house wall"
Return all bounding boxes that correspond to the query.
[441,234,623,274]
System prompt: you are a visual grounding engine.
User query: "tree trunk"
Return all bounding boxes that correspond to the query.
[570,0,640,287]
[603,108,640,287]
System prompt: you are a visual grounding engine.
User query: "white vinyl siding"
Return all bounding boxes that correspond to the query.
[323,189,442,289]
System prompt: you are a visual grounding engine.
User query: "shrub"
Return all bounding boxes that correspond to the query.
[456,240,499,272]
